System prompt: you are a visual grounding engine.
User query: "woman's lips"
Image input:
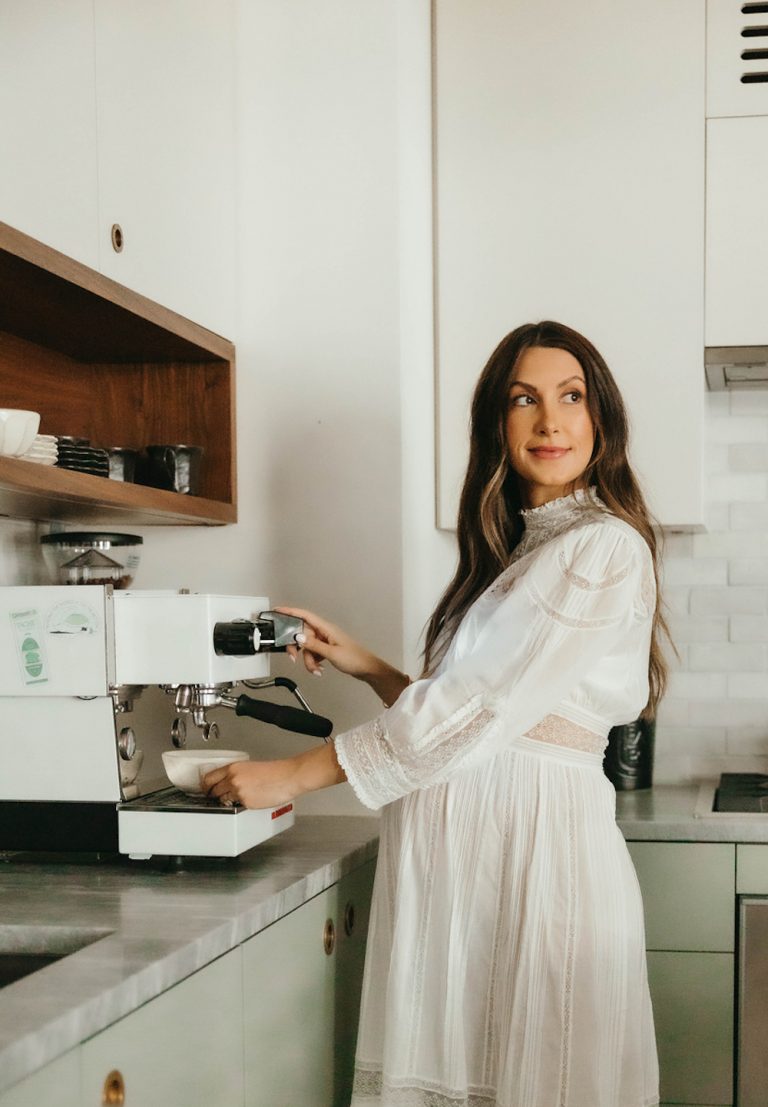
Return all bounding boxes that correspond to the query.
[528,447,570,459]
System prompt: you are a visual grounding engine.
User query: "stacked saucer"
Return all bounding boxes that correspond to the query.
[55,437,109,477]
[19,433,58,466]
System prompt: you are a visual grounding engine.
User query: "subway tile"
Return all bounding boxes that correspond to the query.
[730,443,768,471]
[729,559,768,586]
[705,502,730,531]
[688,754,768,779]
[652,755,695,786]
[705,392,732,417]
[690,700,768,726]
[667,670,728,698]
[661,558,728,587]
[656,726,726,754]
[663,586,691,616]
[655,697,689,726]
[708,474,768,503]
[659,533,694,558]
[689,642,767,671]
[727,673,768,699]
[667,615,729,643]
[726,725,768,752]
[690,586,768,615]
[731,615,768,642]
[707,416,768,444]
[730,502,768,531]
[730,391,768,416]
[693,531,768,559]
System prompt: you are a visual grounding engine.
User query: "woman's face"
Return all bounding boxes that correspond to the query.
[505,345,595,508]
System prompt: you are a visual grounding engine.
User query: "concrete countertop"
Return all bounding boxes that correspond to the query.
[0,815,379,1096]
[616,781,768,842]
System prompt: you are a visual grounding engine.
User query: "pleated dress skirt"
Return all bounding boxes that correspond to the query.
[350,732,660,1107]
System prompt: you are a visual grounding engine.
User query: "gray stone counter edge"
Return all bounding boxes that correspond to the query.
[617,781,768,843]
[0,817,379,1096]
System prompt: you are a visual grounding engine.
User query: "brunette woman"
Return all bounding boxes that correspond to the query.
[205,320,665,1107]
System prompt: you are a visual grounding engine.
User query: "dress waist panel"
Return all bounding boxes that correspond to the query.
[517,713,607,765]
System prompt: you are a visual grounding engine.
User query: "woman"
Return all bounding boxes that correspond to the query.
[204,320,664,1107]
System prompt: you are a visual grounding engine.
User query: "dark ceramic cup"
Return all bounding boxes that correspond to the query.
[603,717,655,791]
[105,447,139,482]
[141,444,203,495]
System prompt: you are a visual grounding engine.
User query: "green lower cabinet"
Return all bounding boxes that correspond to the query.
[243,859,376,1107]
[0,1048,80,1107]
[648,951,734,1106]
[80,947,244,1107]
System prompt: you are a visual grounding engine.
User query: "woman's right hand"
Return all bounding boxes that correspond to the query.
[274,606,411,707]
[274,606,381,680]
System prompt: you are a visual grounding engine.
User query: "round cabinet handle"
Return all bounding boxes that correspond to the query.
[102,1070,125,1106]
[111,224,124,253]
[344,900,355,937]
[323,917,336,956]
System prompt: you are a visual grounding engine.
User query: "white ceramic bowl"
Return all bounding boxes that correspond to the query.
[161,749,249,795]
[0,409,41,457]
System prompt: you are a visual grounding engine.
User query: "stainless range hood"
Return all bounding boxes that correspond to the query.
[705,347,768,391]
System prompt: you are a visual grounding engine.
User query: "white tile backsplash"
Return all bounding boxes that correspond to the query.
[656,391,768,784]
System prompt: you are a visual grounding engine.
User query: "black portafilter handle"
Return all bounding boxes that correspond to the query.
[233,694,333,739]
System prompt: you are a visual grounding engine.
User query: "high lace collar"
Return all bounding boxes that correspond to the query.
[516,487,603,557]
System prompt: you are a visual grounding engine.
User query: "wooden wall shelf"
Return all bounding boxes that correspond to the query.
[0,221,237,526]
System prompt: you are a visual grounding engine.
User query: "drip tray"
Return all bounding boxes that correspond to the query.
[118,787,240,815]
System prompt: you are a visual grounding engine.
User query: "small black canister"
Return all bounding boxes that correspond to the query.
[603,717,655,791]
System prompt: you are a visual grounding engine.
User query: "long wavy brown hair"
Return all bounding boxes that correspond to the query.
[422,320,672,719]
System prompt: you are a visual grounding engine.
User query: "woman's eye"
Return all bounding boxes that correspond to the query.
[509,393,533,407]
[563,390,584,404]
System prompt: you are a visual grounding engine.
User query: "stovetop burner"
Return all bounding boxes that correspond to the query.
[714,773,768,813]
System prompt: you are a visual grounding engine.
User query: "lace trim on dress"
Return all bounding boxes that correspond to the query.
[352,1068,497,1105]
[526,713,605,754]
[557,549,632,591]
[528,585,624,630]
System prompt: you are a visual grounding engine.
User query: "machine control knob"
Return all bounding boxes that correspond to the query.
[118,727,136,761]
[213,619,260,656]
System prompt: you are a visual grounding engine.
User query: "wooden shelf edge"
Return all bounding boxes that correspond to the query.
[0,219,235,361]
[0,458,235,526]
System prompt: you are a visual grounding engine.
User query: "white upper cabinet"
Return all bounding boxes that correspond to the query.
[706,115,768,348]
[707,0,768,117]
[93,0,236,338]
[0,0,99,268]
[433,0,706,529]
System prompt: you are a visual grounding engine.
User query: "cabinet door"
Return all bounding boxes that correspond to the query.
[706,116,768,350]
[0,0,99,267]
[94,0,236,337]
[243,862,377,1107]
[80,948,243,1107]
[0,1047,80,1107]
[627,841,735,952]
[648,951,734,1106]
[243,885,337,1107]
[433,0,705,528]
[333,860,377,1105]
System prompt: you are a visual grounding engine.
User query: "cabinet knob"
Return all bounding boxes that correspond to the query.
[323,917,335,956]
[110,224,124,253]
[102,1070,125,1106]
[344,900,355,936]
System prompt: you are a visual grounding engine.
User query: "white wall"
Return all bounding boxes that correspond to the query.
[0,0,403,817]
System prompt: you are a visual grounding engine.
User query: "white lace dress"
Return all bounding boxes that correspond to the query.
[334,491,659,1107]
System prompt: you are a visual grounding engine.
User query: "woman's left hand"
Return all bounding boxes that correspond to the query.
[202,758,298,810]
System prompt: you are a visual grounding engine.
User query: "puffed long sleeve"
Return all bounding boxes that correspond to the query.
[333,519,654,811]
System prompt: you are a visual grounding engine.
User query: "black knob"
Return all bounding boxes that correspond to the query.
[213,620,258,656]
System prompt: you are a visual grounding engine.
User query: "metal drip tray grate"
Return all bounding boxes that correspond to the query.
[118,787,240,814]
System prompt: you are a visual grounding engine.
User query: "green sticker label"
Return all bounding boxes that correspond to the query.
[10,609,48,685]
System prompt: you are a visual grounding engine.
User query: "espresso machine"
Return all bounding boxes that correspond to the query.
[0,586,331,860]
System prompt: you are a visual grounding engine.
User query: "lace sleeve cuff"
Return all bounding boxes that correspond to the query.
[334,716,411,811]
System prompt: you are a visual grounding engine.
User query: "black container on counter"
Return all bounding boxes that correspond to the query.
[603,717,655,791]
